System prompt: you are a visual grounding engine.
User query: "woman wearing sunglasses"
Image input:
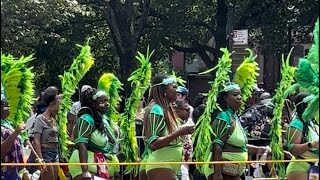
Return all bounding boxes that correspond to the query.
[1,92,27,180]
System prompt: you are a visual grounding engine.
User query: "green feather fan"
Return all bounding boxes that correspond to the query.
[57,42,94,160]
[233,48,260,113]
[1,52,35,141]
[97,73,123,123]
[120,47,153,175]
[306,18,319,75]
[294,18,319,124]
[192,48,233,172]
[270,48,296,179]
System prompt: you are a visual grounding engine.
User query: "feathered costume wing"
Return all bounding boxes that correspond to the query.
[57,42,94,160]
[295,18,319,123]
[270,48,296,179]
[233,48,260,113]
[97,73,123,123]
[1,53,35,140]
[120,47,153,174]
[284,18,319,124]
[192,48,233,172]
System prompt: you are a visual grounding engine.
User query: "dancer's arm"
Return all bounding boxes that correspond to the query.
[74,115,94,174]
[1,124,25,156]
[211,112,232,176]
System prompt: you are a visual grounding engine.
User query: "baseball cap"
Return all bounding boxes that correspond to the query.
[176,86,189,96]
[81,85,92,93]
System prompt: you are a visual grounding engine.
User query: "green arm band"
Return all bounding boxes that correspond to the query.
[212,139,224,147]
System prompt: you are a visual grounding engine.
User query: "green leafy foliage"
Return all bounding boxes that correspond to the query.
[192,48,232,172]
[1,52,35,141]
[120,47,153,175]
[56,42,94,160]
[270,48,296,179]
[233,48,259,113]
[97,73,123,123]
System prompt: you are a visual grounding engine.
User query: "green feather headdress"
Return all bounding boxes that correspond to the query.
[120,47,153,175]
[1,52,35,140]
[270,48,296,179]
[171,71,186,86]
[192,48,233,172]
[57,42,94,160]
[97,73,123,122]
[285,18,319,124]
[233,48,260,113]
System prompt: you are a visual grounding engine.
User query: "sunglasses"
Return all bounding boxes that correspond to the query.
[2,106,10,111]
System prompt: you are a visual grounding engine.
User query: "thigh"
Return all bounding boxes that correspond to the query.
[147,168,176,180]
[287,171,308,180]
[139,170,148,180]
[223,173,241,180]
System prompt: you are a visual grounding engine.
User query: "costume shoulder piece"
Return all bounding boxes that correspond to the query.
[270,48,296,179]
[56,41,94,160]
[97,73,123,123]
[1,52,35,141]
[120,46,152,175]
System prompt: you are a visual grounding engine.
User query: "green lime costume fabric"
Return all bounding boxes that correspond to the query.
[69,114,120,177]
[140,104,183,174]
[203,108,248,178]
[286,117,319,175]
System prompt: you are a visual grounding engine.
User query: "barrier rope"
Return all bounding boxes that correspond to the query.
[2,159,318,166]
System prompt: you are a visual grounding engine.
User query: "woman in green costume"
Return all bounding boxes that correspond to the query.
[139,74,194,180]
[286,92,319,180]
[68,88,120,180]
[204,83,267,180]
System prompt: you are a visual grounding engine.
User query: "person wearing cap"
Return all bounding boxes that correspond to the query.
[68,85,92,139]
[176,86,194,122]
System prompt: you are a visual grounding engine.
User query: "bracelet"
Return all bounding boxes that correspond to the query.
[35,158,44,163]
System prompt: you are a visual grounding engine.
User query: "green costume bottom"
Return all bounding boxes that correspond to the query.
[203,151,248,179]
[286,156,310,175]
[140,146,183,174]
[68,149,120,178]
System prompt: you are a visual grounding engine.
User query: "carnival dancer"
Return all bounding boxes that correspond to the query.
[139,74,194,180]
[192,48,267,180]
[68,87,120,180]
[286,92,319,180]
[1,93,29,180]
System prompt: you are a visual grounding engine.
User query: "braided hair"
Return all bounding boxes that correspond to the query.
[295,92,311,142]
[148,74,178,133]
[77,88,106,134]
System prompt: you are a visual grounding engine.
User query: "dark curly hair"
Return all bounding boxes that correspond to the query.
[77,88,106,134]
[42,86,59,107]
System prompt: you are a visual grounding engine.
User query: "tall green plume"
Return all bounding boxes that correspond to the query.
[306,18,319,74]
[270,48,296,179]
[192,48,233,172]
[57,41,94,160]
[120,47,153,175]
[1,52,35,141]
[233,48,260,113]
[97,73,123,122]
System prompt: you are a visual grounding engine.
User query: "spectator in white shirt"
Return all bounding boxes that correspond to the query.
[67,85,92,139]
